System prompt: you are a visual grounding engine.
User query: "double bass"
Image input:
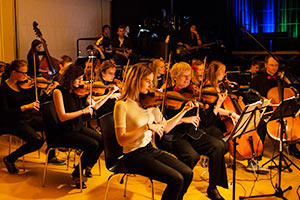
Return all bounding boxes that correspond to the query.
[221,79,263,160]
[33,21,60,80]
[266,86,300,143]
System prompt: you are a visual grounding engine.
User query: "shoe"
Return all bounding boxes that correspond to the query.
[72,176,87,189]
[3,156,19,174]
[85,169,93,178]
[207,188,225,200]
[246,160,269,174]
[48,157,67,165]
[289,146,300,159]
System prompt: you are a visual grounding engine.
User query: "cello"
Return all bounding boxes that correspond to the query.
[221,79,263,160]
[33,21,59,80]
[266,86,300,143]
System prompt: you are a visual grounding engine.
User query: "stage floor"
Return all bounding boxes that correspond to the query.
[0,132,300,200]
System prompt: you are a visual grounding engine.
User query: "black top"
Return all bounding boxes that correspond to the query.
[181,31,199,47]
[27,50,46,77]
[111,36,133,51]
[250,71,278,97]
[55,86,85,131]
[0,81,36,125]
[164,85,218,139]
[96,78,117,116]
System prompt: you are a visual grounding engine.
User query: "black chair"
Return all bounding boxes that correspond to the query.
[98,112,154,200]
[40,101,84,191]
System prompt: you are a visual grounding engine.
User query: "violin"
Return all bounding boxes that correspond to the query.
[220,78,263,160]
[74,81,118,97]
[266,86,300,143]
[18,76,52,90]
[139,88,204,110]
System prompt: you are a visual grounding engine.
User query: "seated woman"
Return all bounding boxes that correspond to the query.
[151,58,166,89]
[0,60,63,174]
[114,62,195,200]
[52,64,117,188]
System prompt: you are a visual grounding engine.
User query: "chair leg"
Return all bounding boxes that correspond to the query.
[98,158,101,176]
[42,148,52,187]
[105,174,116,200]
[124,174,129,197]
[67,149,71,171]
[150,179,154,200]
[9,135,12,154]
[78,151,83,192]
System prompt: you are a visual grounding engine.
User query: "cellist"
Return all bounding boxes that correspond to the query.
[251,55,300,159]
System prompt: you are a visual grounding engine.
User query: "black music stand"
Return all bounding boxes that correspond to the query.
[224,99,270,200]
[240,97,300,200]
[261,97,300,172]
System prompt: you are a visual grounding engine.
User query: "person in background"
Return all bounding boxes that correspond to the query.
[191,58,205,86]
[251,55,300,161]
[151,58,166,89]
[26,39,45,77]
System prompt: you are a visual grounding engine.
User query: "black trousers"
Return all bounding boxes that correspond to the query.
[53,127,103,175]
[2,116,45,163]
[124,143,193,200]
[158,127,228,189]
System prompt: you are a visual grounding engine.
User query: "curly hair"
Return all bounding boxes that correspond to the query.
[59,64,84,90]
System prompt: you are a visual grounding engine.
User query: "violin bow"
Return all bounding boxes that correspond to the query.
[160,53,172,120]
[88,52,95,117]
[33,53,38,102]
[195,56,207,130]
[121,59,130,87]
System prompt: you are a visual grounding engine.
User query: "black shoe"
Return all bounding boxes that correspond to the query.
[48,157,67,165]
[207,188,225,200]
[85,170,93,178]
[289,147,300,159]
[3,156,19,174]
[72,176,87,189]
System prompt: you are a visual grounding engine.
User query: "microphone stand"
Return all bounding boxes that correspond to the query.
[239,27,292,200]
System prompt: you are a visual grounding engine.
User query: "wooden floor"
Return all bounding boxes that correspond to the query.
[0,133,300,200]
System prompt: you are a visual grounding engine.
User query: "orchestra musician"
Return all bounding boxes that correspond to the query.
[151,58,166,89]
[98,24,113,60]
[52,63,117,188]
[157,61,229,200]
[191,58,205,86]
[94,60,120,116]
[114,62,195,200]
[26,39,46,77]
[251,55,300,160]
[0,60,65,174]
[112,25,137,65]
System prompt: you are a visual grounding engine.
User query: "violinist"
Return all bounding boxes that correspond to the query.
[151,58,166,89]
[26,39,46,77]
[191,58,205,86]
[0,60,64,174]
[94,60,120,116]
[251,55,300,160]
[158,61,229,200]
[114,62,195,200]
[44,55,73,97]
[52,63,106,188]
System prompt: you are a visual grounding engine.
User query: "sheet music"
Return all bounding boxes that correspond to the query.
[224,99,271,142]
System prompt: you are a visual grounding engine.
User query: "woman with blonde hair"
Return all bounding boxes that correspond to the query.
[114,62,196,200]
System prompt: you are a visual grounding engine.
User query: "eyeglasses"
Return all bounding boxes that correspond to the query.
[14,69,27,75]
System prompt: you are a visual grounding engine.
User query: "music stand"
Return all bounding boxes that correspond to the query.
[224,99,270,200]
[240,97,300,200]
[262,97,300,171]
